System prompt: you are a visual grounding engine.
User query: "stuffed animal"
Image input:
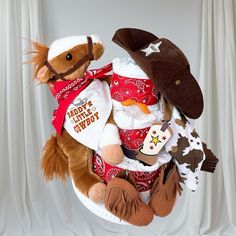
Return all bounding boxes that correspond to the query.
[30,35,123,203]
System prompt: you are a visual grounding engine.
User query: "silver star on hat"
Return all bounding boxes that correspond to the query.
[141,41,162,57]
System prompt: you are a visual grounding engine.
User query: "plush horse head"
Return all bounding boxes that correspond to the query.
[31,35,104,82]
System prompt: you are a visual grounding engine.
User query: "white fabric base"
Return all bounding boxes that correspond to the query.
[117,154,171,172]
[113,57,149,79]
[72,179,129,225]
[112,99,163,130]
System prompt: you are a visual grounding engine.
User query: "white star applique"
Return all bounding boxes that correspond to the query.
[141,41,162,57]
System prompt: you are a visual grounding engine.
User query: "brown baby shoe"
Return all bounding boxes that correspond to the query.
[105,176,154,226]
[149,163,183,217]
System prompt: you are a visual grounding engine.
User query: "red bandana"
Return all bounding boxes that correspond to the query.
[93,154,160,192]
[48,63,112,134]
[110,73,158,105]
[119,127,150,150]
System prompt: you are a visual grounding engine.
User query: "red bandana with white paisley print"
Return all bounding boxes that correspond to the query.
[110,73,159,105]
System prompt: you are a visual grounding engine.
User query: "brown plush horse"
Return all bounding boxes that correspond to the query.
[30,35,123,202]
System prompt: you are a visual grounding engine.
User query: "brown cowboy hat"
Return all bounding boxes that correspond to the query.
[112,28,204,119]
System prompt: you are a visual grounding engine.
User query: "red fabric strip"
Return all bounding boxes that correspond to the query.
[111,73,158,105]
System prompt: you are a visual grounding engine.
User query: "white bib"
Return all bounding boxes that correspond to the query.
[64,80,112,151]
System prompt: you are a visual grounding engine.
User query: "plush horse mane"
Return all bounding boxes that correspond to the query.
[30,41,49,77]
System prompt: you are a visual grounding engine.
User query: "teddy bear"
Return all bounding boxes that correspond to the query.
[30,34,123,203]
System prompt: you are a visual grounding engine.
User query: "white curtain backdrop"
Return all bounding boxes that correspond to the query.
[194,0,236,235]
[0,0,235,235]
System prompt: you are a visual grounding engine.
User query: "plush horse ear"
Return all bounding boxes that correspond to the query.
[92,42,104,60]
[30,41,52,82]
[37,65,52,83]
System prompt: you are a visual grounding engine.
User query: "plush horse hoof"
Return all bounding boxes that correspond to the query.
[88,182,107,203]
[105,177,154,226]
[101,144,124,165]
[149,164,183,217]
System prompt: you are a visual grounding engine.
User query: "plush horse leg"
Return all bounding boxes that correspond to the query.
[57,129,106,202]
[99,113,124,165]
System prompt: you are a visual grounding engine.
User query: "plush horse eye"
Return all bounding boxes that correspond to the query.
[66,53,73,60]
